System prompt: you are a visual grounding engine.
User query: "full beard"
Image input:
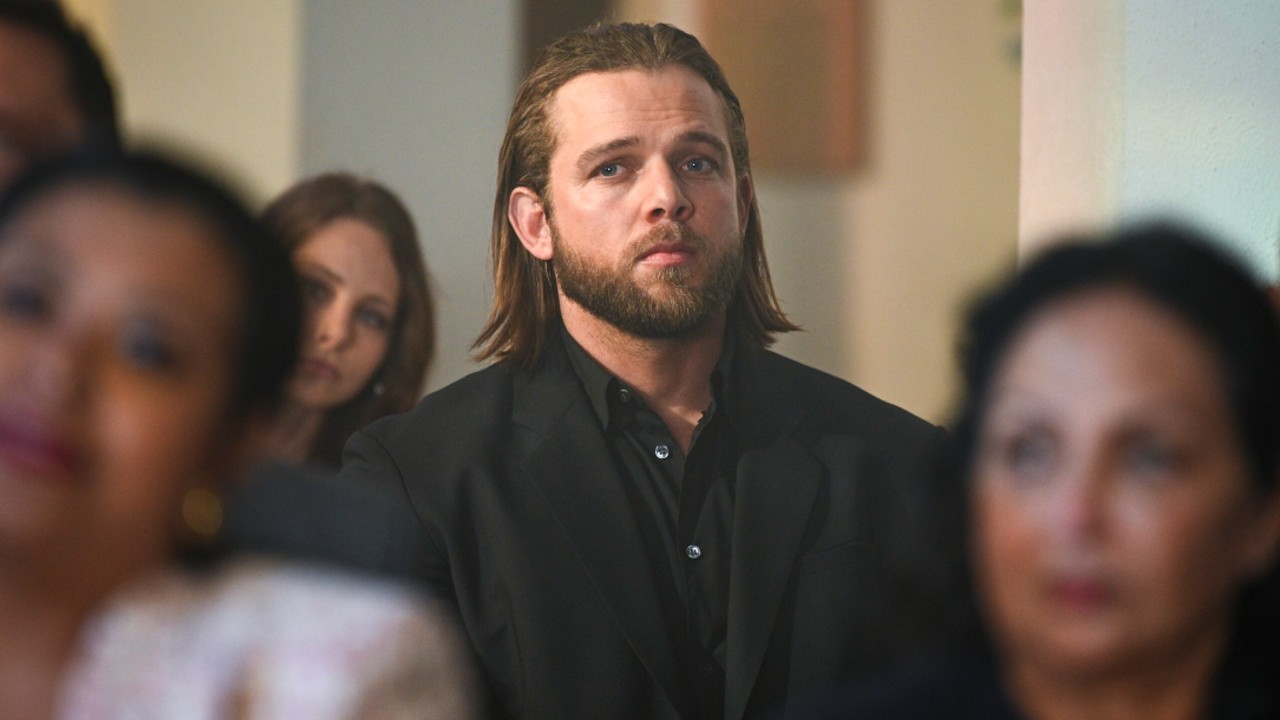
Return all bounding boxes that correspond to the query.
[553,222,743,339]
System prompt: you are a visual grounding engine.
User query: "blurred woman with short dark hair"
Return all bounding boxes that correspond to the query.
[804,223,1280,719]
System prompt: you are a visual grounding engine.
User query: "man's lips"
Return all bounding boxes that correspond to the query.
[637,242,696,266]
[0,412,81,478]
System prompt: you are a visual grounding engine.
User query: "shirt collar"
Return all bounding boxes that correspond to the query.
[561,325,735,432]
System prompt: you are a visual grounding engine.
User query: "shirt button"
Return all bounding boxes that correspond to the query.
[654,444,670,459]
[685,544,702,560]
[618,388,632,403]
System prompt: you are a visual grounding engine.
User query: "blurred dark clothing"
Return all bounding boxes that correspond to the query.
[790,653,1280,720]
[218,461,434,583]
[786,658,1018,720]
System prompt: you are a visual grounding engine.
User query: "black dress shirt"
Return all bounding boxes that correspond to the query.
[564,329,737,720]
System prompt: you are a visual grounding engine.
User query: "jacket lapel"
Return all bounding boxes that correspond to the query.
[512,339,692,715]
[724,348,824,720]
[723,444,823,720]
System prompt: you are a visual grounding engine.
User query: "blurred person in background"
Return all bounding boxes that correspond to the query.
[0,152,470,720]
[260,173,434,468]
[1,0,442,627]
[0,0,436,589]
[802,223,1280,719]
[0,0,119,191]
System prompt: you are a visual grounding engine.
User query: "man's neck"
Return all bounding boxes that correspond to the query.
[561,301,725,453]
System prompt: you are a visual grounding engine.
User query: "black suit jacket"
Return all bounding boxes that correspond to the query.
[339,336,972,719]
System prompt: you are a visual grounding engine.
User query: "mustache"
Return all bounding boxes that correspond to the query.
[627,223,708,261]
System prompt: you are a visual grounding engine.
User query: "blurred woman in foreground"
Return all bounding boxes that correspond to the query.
[808,223,1280,719]
[262,173,434,467]
[0,152,469,719]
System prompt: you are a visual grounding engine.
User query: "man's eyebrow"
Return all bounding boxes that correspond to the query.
[576,137,639,173]
[678,130,730,160]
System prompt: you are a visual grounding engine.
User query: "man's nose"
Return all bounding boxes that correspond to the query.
[643,164,692,224]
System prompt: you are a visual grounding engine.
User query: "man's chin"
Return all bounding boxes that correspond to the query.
[606,300,724,340]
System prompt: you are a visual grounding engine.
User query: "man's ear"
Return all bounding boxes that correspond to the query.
[509,186,554,261]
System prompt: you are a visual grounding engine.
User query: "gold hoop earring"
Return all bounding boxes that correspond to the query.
[181,486,223,541]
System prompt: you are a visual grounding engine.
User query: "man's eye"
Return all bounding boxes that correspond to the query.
[596,163,621,178]
[684,157,713,173]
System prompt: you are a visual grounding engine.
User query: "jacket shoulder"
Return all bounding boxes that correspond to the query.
[755,349,942,443]
[359,363,515,455]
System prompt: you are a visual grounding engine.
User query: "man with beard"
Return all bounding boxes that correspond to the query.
[340,22,972,720]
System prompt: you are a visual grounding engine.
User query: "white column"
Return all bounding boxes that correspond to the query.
[298,1,519,391]
[1021,0,1280,280]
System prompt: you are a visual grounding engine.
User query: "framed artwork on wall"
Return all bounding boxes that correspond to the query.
[700,0,867,174]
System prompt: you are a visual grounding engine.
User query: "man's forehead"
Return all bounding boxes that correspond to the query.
[552,66,720,111]
[545,66,731,149]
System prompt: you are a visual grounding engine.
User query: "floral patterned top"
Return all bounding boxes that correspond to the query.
[57,559,473,720]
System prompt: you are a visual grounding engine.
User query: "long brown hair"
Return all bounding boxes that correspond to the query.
[262,173,434,466]
[472,22,798,367]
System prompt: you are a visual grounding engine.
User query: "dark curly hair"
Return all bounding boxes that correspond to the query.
[952,220,1280,698]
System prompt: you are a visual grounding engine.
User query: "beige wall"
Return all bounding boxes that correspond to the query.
[1019,2,1124,253]
[64,0,301,204]
[843,2,1020,422]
